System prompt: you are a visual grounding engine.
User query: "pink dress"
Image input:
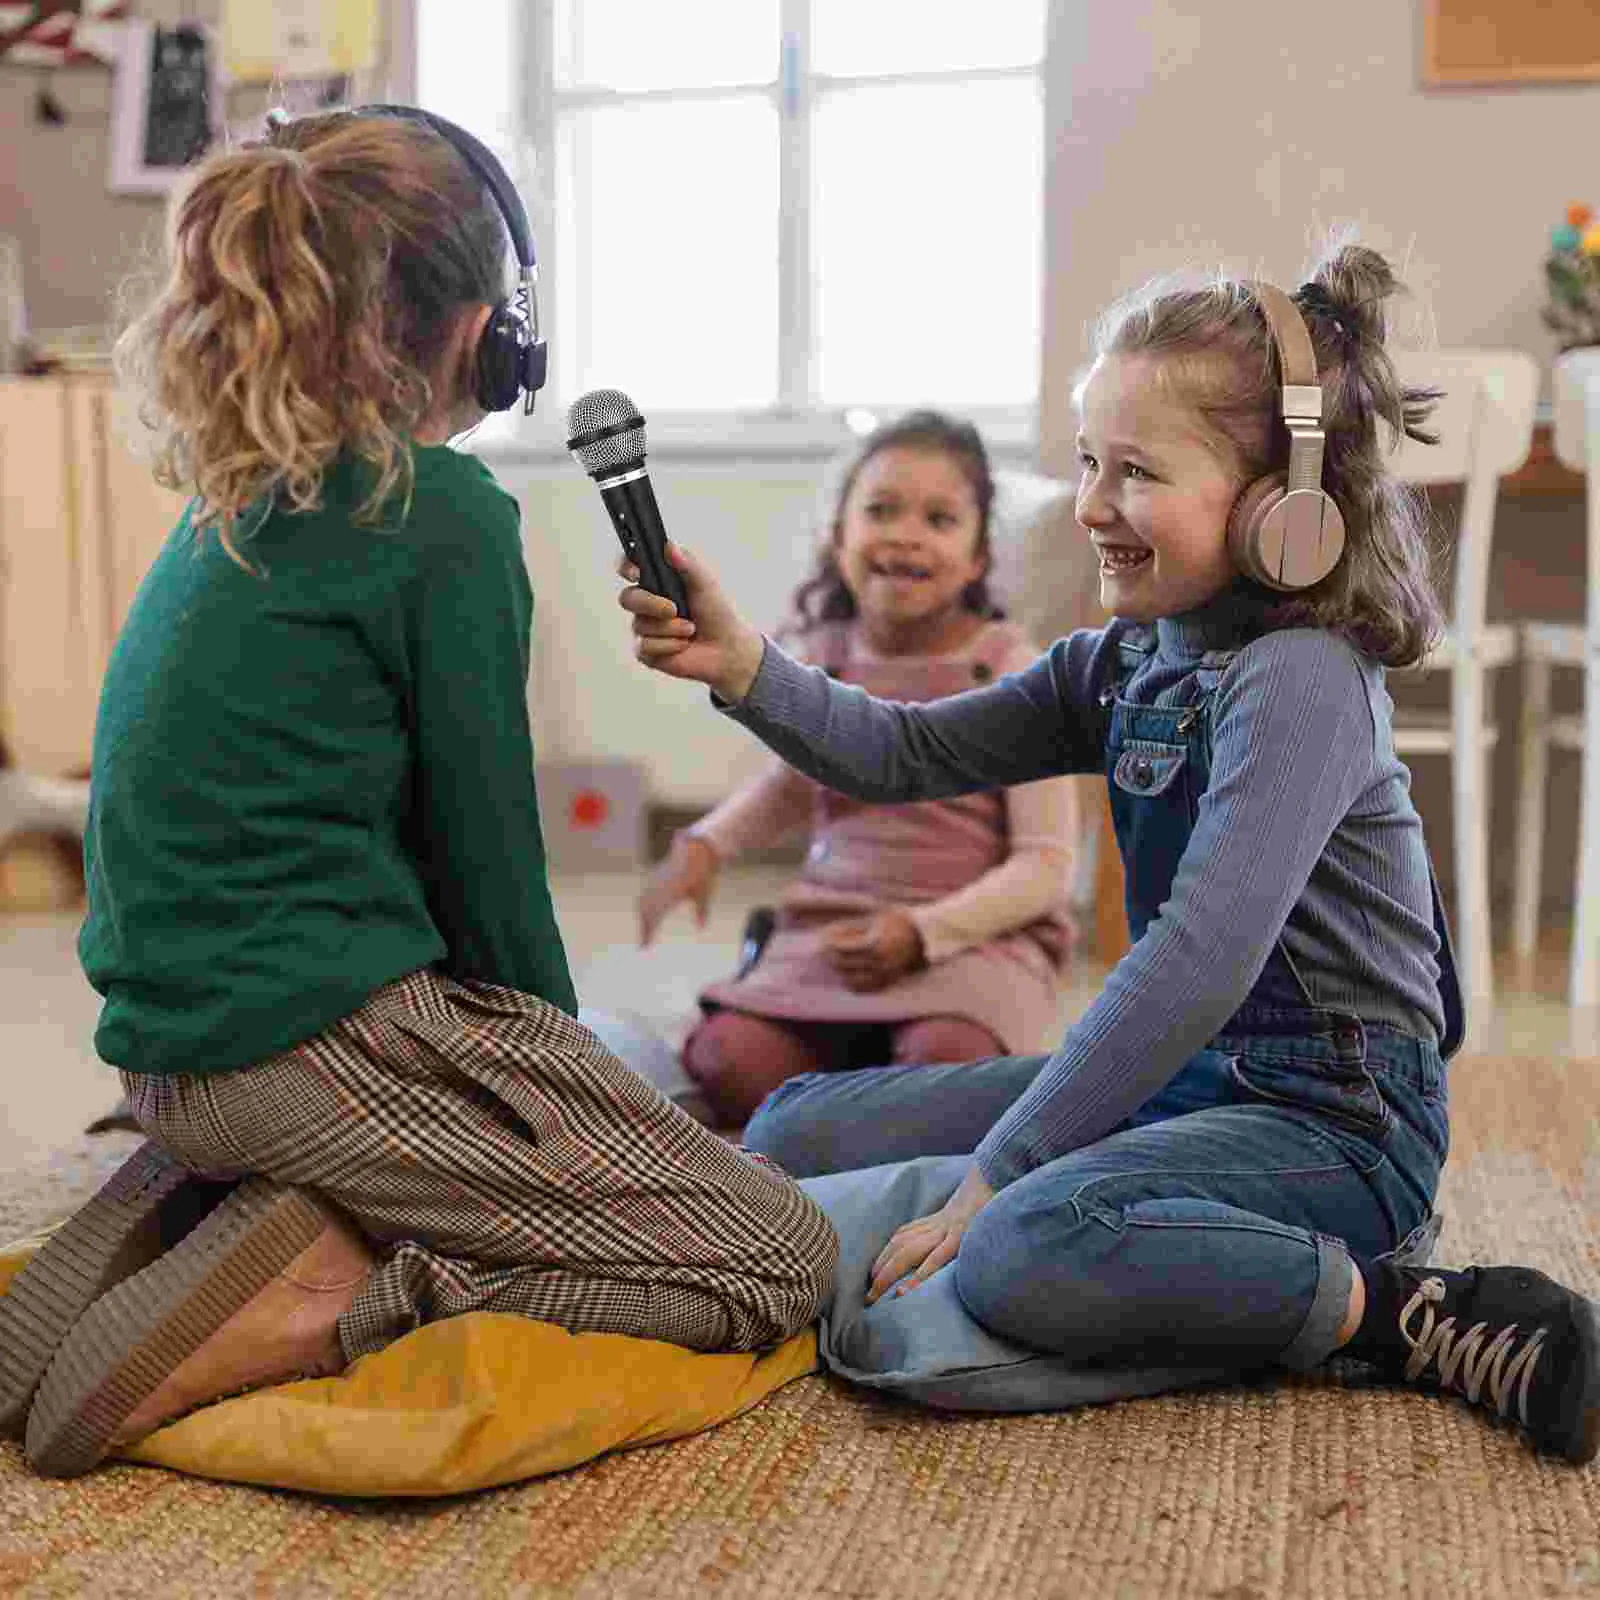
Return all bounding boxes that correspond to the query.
[697,619,1075,1054]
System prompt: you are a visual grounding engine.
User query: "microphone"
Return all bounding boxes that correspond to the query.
[734,906,777,980]
[566,389,691,622]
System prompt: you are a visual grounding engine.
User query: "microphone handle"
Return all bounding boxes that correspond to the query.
[597,468,692,622]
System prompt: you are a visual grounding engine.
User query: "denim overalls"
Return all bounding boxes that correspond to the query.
[1101,628,1460,1135]
[747,628,1459,1378]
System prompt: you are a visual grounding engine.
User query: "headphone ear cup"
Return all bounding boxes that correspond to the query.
[473,304,524,412]
[1227,474,1347,592]
[1227,475,1285,586]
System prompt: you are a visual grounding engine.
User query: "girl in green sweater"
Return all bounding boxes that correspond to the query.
[0,105,835,1479]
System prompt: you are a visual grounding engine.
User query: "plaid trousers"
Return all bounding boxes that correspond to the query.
[120,969,839,1359]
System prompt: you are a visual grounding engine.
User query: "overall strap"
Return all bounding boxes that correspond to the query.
[1098,624,1156,707]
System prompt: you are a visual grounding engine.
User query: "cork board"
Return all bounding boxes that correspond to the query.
[1422,1,1600,86]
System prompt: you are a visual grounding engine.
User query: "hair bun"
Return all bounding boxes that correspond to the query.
[1299,243,1400,354]
[1293,281,1362,355]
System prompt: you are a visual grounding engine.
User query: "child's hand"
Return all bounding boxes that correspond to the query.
[820,910,925,991]
[866,1164,996,1304]
[617,543,766,704]
[637,833,718,946]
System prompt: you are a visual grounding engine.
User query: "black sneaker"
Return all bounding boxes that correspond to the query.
[1391,1266,1599,1463]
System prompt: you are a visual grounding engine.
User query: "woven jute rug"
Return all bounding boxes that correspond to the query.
[0,1053,1596,1600]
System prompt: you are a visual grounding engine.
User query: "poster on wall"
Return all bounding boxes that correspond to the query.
[1422,0,1600,85]
[221,0,378,83]
[109,20,224,195]
[0,1,127,67]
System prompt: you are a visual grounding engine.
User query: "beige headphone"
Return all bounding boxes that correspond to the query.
[1225,281,1347,591]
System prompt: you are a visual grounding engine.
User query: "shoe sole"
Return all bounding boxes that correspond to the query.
[1560,1292,1600,1465]
[0,1142,232,1438]
[24,1178,332,1479]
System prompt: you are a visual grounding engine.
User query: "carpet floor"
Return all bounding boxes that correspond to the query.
[0,1051,1596,1599]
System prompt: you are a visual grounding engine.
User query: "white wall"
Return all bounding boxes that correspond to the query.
[1038,0,1600,466]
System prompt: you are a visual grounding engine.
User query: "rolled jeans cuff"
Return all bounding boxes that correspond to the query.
[1278,1232,1357,1371]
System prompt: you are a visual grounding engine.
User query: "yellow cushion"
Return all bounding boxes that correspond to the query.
[0,1233,817,1497]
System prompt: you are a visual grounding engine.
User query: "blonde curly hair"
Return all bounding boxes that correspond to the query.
[115,108,509,567]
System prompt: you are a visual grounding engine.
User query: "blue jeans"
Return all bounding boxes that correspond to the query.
[746,1016,1449,1374]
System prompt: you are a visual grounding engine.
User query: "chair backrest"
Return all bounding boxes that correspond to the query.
[988,468,1075,614]
[1388,349,1538,643]
[987,468,1099,907]
[989,467,1107,646]
[1552,347,1600,621]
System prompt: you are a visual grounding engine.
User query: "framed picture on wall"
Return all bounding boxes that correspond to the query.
[0,1,128,67]
[109,18,223,194]
[1422,0,1600,86]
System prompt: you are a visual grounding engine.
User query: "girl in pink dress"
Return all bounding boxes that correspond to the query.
[639,413,1081,1126]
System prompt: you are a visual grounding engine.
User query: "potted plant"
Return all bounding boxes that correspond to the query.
[1544,203,1600,350]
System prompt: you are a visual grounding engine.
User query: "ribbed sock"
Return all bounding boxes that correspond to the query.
[1340,1258,1472,1368]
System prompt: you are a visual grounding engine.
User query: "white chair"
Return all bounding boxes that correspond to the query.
[1511,348,1600,1008]
[1388,350,1539,1008]
[0,768,90,850]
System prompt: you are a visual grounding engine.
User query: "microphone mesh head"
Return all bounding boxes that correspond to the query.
[566,389,646,474]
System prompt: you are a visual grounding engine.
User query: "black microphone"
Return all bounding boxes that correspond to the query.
[566,389,691,622]
[734,906,777,980]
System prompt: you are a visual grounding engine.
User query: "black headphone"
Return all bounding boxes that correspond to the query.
[351,103,548,414]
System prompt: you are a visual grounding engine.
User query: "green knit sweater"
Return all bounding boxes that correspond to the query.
[80,444,577,1076]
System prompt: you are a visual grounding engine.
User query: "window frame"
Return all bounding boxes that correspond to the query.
[413,0,1044,462]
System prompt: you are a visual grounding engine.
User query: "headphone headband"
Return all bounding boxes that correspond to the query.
[1246,281,1316,389]
[1244,279,1325,495]
[353,103,536,272]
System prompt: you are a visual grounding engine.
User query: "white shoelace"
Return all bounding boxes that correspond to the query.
[1399,1276,1548,1426]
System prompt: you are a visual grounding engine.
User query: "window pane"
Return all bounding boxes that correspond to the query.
[555,0,777,91]
[556,97,778,410]
[814,79,1041,408]
[813,0,1045,76]
[416,0,516,152]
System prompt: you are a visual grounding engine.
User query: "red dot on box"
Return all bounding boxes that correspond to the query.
[570,790,609,829]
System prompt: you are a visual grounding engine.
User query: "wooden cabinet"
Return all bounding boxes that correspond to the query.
[0,376,188,776]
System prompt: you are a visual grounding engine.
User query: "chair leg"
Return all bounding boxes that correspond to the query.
[1571,654,1600,1009]
[1452,663,1494,1005]
[1512,655,1553,966]
[0,769,91,846]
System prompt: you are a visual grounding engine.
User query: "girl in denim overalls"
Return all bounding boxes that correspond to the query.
[620,243,1599,1463]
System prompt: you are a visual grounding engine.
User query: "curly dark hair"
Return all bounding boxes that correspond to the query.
[1091,242,1445,668]
[787,410,1006,632]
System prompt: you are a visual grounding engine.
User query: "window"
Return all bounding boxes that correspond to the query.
[415,1,1046,447]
